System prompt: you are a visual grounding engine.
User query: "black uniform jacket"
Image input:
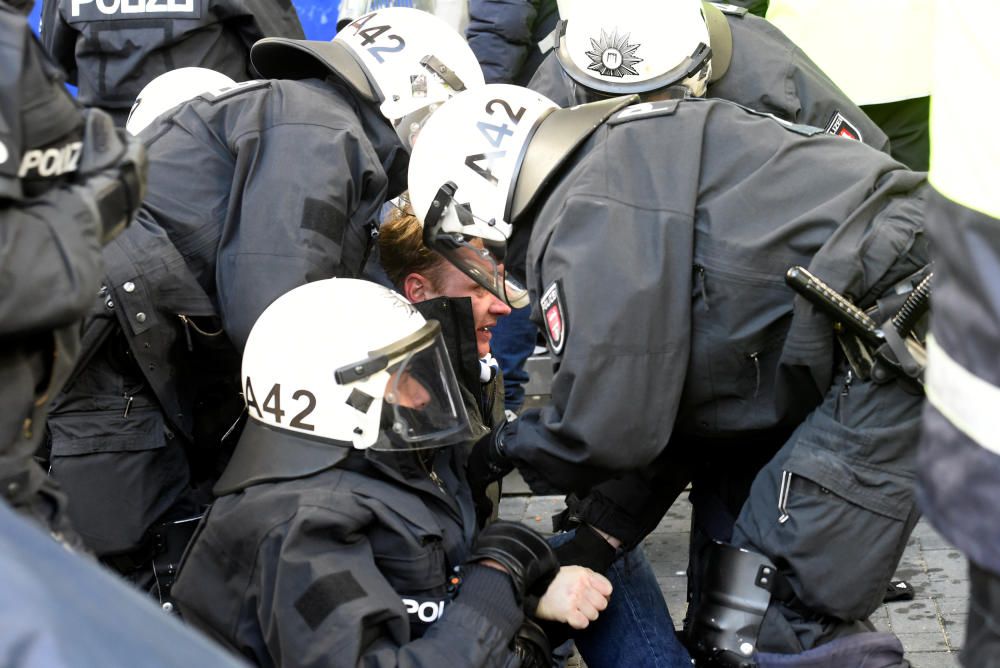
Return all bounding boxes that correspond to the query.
[0,5,104,516]
[41,0,304,123]
[509,96,926,492]
[46,77,407,553]
[173,425,525,668]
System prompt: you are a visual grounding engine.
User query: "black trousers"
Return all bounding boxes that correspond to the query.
[732,366,923,652]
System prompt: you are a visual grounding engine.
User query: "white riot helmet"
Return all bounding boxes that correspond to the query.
[408,84,559,308]
[252,7,484,148]
[241,279,470,450]
[555,0,712,98]
[125,67,237,135]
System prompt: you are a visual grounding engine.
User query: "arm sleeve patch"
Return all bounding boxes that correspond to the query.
[294,570,367,631]
[301,196,347,248]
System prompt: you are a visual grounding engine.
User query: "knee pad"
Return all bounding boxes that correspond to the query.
[686,541,776,667]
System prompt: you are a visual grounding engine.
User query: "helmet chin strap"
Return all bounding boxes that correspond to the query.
[419,54,468,92]
[644,83,698,103]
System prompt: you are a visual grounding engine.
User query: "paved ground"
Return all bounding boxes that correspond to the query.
[499,491,967,667]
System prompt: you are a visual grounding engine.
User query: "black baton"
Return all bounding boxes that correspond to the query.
[785,266,884,346]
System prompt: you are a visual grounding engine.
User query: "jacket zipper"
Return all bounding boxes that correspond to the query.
[748,351,761,398]
[695,264,710,310]
[428,468,446,494]
[417,453,446,495]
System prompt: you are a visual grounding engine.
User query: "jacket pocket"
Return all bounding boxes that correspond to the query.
[48,406,191,555]
[373,536,448,595]
[771,438,917,620]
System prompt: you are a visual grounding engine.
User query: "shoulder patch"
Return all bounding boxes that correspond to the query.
[608,99,681,126]
[295,571,367,631]
[706,2,748,17]
[824,110,863,142]
[540,281,568,355]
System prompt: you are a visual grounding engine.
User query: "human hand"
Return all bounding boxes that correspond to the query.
[534,565,612,629]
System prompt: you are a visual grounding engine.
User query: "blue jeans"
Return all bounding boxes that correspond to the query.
[547,532,693,668]
[490,305,536,412]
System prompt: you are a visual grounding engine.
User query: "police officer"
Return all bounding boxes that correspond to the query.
[39,0,304,126]
[0,2,145,536]
[407,83,929,666]
[490,0,891,421]
[46,7,485,591]
[918,2,1000,666]
[172,278,613,667]
[530,0,887,151]
[123,66,238,135]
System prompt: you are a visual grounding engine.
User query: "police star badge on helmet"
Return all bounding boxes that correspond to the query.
[408,84,561,309]
[251,7,485,148]
[241,279,471,450]
[555,0,712,98]
[126,67,238,135]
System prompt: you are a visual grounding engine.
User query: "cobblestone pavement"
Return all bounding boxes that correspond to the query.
[499,492,966,667]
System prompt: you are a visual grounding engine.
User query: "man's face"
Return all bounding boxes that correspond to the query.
[423,262,513,357]
[385,370,432,410]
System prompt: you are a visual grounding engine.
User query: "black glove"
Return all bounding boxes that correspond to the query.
[511,618,553,668]
[467,420,514,485]
[75,108,148,244]
[466,421,514,527]
[467,520,558,614]
[553,524,618,574]
[471,480,498,530]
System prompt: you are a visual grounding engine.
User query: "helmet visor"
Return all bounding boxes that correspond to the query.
[433,233,529,309]
[375,331,471,451]
[421,185,530,308]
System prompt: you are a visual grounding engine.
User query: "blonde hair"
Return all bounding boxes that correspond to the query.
[378,196,449,292]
